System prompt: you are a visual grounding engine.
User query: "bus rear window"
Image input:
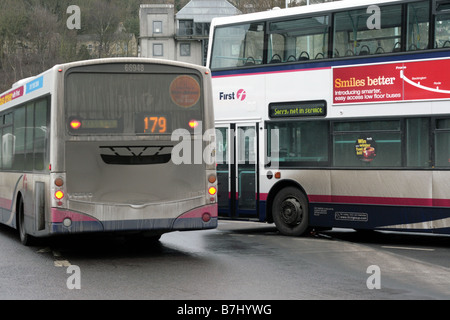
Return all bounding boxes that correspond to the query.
[65,73,202,135]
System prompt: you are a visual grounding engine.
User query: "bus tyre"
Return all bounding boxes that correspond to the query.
[272,187,309,236]
[18,198,34,246]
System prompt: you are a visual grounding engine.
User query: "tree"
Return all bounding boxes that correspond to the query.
[0,0,29,90]
[83,0,123,58]
[26,5,61,73]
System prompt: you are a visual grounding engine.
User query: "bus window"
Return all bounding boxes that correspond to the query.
[1,113,13,170]
[13,107,26,170]
[434,0,450,48]
[2,126,13,169]
[407,1,430,51]
[268,33,286,63]
[406,118,431,167]
[66,73,202,135]
[211,22,264,69]
[333,120,402,167]
[25,103,34,171]
[267,121,329,166]
[269,15,329,62]
[435,118,450,167]
[34,99,48,171]
[333,4,402,57]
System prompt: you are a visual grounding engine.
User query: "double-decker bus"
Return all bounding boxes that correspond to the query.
[0,58,217,245]
[207,0,450,236]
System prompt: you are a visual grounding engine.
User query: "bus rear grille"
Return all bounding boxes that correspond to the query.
[99,146,172,165]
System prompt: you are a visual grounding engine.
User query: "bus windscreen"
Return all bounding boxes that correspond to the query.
[65,72,203,135]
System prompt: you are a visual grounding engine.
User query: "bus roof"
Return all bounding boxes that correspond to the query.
[210,0,405,26]
[1,57,210,97]
[52,57,210,74]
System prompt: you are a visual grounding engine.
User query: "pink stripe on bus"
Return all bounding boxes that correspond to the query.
[307,194,450,208]
[51,208,98,223]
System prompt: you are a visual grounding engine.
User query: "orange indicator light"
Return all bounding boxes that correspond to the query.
[55,190,64,200]
[208,186,217,195]
[189,120,199,129]
[70,119,81,130]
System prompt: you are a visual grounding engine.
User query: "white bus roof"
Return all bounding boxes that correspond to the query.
[211,0,404,26]
[1,57,209,97]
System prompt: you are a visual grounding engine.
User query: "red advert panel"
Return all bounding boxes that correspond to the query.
[333,59,450,104]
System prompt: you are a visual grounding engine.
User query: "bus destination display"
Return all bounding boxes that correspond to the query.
[135,114,170,134]
[269,100,326,119]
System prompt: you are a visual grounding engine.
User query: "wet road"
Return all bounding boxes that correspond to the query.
[0,221,449,300]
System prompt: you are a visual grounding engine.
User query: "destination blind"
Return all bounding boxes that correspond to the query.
[269,100,327,118]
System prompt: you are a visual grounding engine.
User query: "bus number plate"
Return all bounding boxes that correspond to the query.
[125,64,145,72]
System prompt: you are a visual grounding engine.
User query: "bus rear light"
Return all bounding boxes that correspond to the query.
[55,190,64,200]
[54,177,64,187]
[208,174,216,183]
[70,119,81,130]
[189,120,199,129]
[208,186,217,195]
[202,213,211,222]
[63,218,72,227]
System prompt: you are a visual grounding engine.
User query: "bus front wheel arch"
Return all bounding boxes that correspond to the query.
[271,186,310,236]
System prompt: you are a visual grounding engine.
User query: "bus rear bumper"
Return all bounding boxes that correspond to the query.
[50,204,218,234]
[172,204,218,230]
[51,208,104,234]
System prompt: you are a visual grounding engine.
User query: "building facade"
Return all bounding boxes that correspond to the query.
[139,0,240,65]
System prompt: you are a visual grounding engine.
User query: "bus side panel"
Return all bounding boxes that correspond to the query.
[265,68,332,106]
[309,202,450,234]
[307,170,450,234]
[0,174,22,228]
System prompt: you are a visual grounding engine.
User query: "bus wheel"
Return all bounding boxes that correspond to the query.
[17,198,34,246]
[272,187,309,236]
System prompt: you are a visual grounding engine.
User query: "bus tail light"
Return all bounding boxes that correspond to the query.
[208,186,217,196]
[208,174,216,184]
[207,172,217,203]
[55,190,64,200]
[52,173,67,207]
[54,177,64,187]
[202,213,211,222]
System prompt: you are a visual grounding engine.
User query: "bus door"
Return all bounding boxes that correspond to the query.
[235,123,259,218]
[216,123,259,219]
[216,125,233,218]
